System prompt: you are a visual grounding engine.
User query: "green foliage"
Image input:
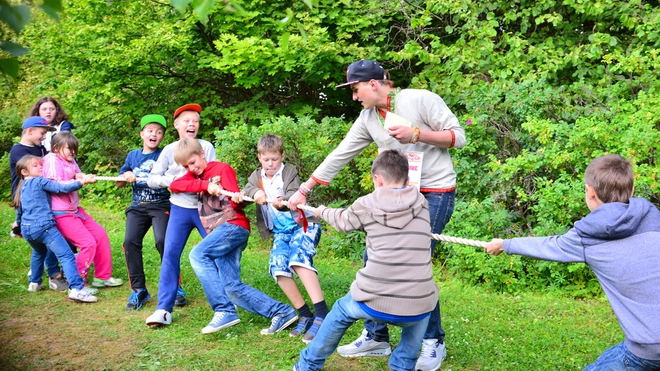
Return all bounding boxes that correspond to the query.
[214,115,377,207]
[3,0,660,297]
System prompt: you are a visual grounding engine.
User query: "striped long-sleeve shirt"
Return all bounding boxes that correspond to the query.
[319,186,438,316]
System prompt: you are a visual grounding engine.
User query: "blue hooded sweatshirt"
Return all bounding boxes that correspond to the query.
[504,198,660,360]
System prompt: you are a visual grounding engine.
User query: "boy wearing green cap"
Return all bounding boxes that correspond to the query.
[117,114,170,311]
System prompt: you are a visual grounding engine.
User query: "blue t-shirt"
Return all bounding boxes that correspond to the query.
[119,148,170,206]
[9,143,48,199]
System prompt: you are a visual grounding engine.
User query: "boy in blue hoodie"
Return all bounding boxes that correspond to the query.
[484,154,660,370]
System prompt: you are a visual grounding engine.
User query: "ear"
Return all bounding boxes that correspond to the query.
[21,168,29,177]
[281,152,286,162]
[585,184,597,200]
[200,149,205,158]
[631,185,635,198]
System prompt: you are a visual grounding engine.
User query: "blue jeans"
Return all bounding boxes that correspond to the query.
[156,204,207,312]
[298,292,430,371]
[189,222,293,318]
[583,342,660,371]
[365,190,455,343]
[24,222,84,290]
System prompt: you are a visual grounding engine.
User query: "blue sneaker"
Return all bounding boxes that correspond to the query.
[174,286,186,306]
[260,309,298,335]
[302,317,324,344]
[201,312,240,334]
[126,289,151,311]
[289,316,314,337]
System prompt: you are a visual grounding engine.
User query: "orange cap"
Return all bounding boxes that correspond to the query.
[173,103,202,119]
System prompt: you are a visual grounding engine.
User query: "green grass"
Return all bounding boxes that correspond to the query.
[0,203,621,371]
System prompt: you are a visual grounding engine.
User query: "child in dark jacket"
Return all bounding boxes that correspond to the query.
[485,154,660,370]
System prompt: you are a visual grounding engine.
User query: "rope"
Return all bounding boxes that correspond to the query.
[432,234,487,247]
[94,176,148,182]
[93,177,487,247]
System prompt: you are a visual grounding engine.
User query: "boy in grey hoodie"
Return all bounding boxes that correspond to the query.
[294,150,438,371]
[485,154,660,370]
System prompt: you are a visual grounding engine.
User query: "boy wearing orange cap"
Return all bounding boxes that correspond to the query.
[144,104,216,326]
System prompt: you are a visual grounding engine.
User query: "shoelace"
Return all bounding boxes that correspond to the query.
[210,313,227,326]
[419,342,438,358]
[128,292,138,305]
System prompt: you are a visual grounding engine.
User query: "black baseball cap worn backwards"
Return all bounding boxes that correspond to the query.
[336,60,386,88]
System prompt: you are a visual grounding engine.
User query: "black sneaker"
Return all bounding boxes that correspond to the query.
[174,285,186,306]
[48,272,68,292]
[126,289,151,311]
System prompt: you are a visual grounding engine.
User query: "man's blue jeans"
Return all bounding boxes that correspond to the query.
[298,292,430,371]
[25,222,84,290]
[189,222,293,318]
[365,190,455,343]
[583,342,660,371]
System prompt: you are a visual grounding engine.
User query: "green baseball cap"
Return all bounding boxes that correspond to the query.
[140,114,167,130]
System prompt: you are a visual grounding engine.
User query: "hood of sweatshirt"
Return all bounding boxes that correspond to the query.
[575,198,660,246]
[357,186,427,230]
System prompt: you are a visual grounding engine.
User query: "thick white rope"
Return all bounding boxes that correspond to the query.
[93,177,487,247]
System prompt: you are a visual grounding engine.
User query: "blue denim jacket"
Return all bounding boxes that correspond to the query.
[17,176,82,232]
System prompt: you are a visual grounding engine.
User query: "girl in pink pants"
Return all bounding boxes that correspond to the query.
[42,132,123,289]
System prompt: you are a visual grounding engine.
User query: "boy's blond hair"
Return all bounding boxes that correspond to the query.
[584,154,634,203]
[174,138,203,165]
[257,134,284,154]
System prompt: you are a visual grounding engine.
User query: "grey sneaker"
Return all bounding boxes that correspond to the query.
[91,277,124,287]
[48,272,68,292]
[415,339,446,371]
[260,310,298,335]
[337,329,392,357]
[27,282,44,292]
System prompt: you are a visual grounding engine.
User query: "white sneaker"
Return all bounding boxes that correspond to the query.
[82,286,99,295]
[337,329,392,357]
[146,309,172,327]
[27,282,44,292]
[415,339,446,371]
[68,288,98,303]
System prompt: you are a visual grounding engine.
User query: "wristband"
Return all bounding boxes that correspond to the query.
[411,126,420,144]
[300,183,313,195]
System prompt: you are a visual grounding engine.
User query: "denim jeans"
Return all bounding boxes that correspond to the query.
[583,342,660,371]
[24,222,84,290]
[156,204,207,312]
[189,222,293,318]
[365,190,455,343]
[298,292,430,371]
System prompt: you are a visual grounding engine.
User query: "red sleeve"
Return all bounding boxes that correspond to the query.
[169,171,209,193]
[218,164,245,211]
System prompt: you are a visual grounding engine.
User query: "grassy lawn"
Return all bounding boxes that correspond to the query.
[0,203,621,371]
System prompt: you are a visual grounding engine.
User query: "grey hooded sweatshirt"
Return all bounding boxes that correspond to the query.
[504,198,660,360]
[320,186,439,316]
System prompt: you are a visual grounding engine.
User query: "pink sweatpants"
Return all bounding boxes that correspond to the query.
[54,207,113,281]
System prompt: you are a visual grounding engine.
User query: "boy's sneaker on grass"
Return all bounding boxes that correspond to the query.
[415,339,446,371]
[68,288,98,303]
[201,312,240,334]
[174,286,186,306]
[289,316,314,337]
[302,317,324,344]
[91,277,124,287]
[146,309,172,327]
[260,310,298,335]
[48,272,68,292]
[126,289,151,311]
[337,329,392,357]
[27,282,44,292]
